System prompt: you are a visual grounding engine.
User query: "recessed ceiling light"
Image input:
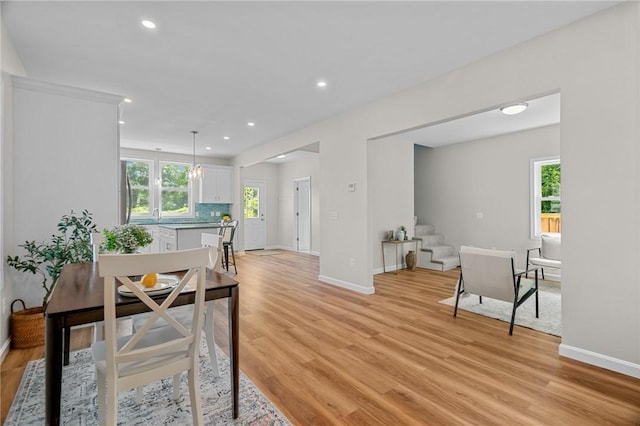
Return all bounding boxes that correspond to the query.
[500,103,528,115]
[317,81,327,88]
[124,98,132,103]
[205,146,212,150]
[223,136,230,140]
[277,154,286,159]
[141,20,156,29]
[118,120,125,125]
[247,122,255,127]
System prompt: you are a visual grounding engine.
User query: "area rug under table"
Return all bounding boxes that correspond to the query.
[6,342,291,425]
[439,281,562,337]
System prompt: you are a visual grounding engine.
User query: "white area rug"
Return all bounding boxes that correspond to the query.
[5,341,291,425]
[439,281,561,336]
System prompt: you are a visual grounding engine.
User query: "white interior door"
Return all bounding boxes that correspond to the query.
[294,178,311,252]
[243,180,266,250]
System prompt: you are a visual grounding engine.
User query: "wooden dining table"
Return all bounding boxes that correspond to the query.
[44,262,239,426]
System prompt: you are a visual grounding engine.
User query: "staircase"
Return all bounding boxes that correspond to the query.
[413,224,460,271]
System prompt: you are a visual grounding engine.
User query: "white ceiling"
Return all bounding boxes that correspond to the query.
[2,1,615,159]
[378,92,561,147]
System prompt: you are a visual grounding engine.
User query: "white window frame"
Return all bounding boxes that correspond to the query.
[123,158,155,219]
[530,157,561,238]
[158,160,194,218]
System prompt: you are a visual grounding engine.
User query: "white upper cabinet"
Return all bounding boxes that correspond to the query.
[199,166,233,203]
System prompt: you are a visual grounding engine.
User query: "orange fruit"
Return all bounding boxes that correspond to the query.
[141,273,158,288]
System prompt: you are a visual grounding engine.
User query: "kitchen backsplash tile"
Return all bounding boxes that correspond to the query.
[130,203,231,225]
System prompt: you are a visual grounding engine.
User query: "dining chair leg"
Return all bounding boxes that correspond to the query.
[223,245,230,271]
[188,365,203,424]
[96,370,106,426]
[204,302,220,376]
[230,245,237,274]
[173,373,181,401]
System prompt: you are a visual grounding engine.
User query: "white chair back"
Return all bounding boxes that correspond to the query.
[96,248,209,398]
[540,233,561,261]
[201,232,222,270]
[459,246,517,302]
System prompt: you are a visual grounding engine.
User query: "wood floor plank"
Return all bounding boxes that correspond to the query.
[3,251,640,425]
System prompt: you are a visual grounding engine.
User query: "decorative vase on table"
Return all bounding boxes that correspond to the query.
[406,250,417,271]
[396,230,405,241]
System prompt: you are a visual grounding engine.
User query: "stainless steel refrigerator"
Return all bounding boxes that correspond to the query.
[120,161,132,224]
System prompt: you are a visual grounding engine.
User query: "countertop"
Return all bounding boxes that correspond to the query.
[158,223,223,230]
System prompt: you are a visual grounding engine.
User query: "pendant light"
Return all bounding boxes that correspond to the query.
[188,130,204,180]
[155,148,162,186]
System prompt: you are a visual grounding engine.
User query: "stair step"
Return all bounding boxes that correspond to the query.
[432,255,460,270]
[420,234,444,246]
[421,245,454,258]
[414,224,435,236]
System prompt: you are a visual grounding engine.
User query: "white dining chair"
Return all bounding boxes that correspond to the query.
[132,233,222,376]
[92,247,209,425]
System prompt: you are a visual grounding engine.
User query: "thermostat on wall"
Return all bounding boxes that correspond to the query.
[348,182,356,192]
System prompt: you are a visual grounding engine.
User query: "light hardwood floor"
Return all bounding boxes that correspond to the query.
[2,251,640,425]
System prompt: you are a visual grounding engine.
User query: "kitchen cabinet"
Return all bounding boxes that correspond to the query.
[199,166,233,203]
[140,225,160,253]
[159,224,222,252]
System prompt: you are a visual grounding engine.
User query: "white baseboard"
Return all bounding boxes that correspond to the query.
[318,275,375,295]
[0,337,11,364]
[559,343,640,378]
[373,264,402,275]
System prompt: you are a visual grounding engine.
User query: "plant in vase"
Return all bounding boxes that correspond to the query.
[102,224,153,254]
[7,210,97,307]
[397,226,407,241]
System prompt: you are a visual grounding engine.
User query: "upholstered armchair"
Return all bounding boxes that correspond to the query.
[526,233,561,280]
[455,246,539,335]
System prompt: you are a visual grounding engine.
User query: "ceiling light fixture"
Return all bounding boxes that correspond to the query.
[223,136,230,140]
[124,98,132,103]
[277,154,286,159]
[155,148,162,186]
[141,19,156,29]
[205,146,212,150]
[188,131,204,180]
[247,122,255,127]
[118,120,125,125]
[500,102,528,115]
[317,81,327,88]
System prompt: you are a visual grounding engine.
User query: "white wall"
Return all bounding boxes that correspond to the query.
[0,18,27,358]
[277,152,320,253]
[9,78,121,308]
[414,124,560,268]
[120,147,232,167]
[235,3,640,376]
[369,137,415,272]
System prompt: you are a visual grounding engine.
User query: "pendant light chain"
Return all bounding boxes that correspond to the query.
[189,130,204,180]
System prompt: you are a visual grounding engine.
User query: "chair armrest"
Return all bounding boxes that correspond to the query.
[515,267,538,277]
[526,247,541,267]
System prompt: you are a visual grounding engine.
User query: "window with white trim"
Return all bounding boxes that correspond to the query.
[531,158,561,238]
[159,161,192,217]
[125,159,154,217]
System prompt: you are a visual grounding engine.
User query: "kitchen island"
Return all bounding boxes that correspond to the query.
[158,223,224,252]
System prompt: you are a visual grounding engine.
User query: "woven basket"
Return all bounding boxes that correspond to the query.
[10,299,45,348]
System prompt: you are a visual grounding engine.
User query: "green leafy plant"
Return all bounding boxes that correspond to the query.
[7,210,97,306]
[101,224,153,254]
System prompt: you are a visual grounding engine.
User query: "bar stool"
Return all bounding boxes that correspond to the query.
[219,220,238,274]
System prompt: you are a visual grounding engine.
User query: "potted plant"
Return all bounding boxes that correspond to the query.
[101,224,153,254]
[7,210,97,307]
[397,226,407,241]
[6,210,97,348]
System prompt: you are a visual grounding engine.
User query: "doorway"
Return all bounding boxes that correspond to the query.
[243,180,266,250]
[294,177,311,252]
